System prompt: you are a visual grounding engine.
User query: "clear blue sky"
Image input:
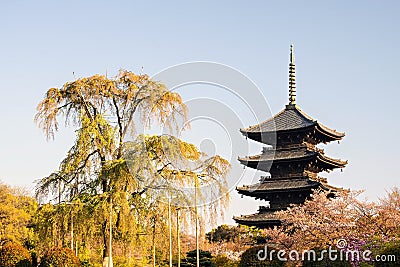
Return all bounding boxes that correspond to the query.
[0,1,399,226]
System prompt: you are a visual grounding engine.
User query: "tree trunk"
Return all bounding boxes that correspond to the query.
[102,221,108,259]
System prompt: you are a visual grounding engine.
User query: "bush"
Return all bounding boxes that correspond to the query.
[79,259,92,267]
[181,250,215,267]
[239,245,284,267]
[302,257,351,267]
[374,241,400,267]
[302,248,352,267]
[0,242,32,267]
[38,247,80,267]
[212,254,238,267]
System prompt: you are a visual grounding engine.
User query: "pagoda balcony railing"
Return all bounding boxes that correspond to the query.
[303,170,318,178]
[310,176,328,184]
[258,205,286,212]
[304,142,324,153]
[259,175,272,181]
[259,205,271,212]
[274,142,324,154]
[261,173,314,180]
[260,171,321,180]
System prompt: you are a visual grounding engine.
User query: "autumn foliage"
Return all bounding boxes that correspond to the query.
[0,242,32,267]
[0,183,37,246]
[33,70,231,263]
[38,247,80,267]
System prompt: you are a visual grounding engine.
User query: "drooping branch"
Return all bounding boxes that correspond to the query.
[112,96,124,159]
[34,69,232,261]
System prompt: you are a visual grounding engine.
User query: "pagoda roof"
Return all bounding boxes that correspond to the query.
[236,177,344,198]
[240,104,344,141]
[237,178,320,193]
[233,210,281,228]
[238,147,347,169]
[318,179,346,192]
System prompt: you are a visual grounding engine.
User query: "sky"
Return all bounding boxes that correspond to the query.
[0,0,399,226]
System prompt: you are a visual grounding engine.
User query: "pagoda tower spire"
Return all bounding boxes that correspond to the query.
[289,44,296,105]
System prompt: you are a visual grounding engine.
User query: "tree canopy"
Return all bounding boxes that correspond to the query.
[34,70,231,264]
[0,182,37,246]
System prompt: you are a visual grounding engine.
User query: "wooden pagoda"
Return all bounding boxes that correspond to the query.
[233,45,347,228]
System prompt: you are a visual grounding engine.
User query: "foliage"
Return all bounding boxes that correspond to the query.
[373,240,400,267]
[205,224,260,263]
[212,254,238,267]
[38,247,80,267]
[265,190,366,250]
[301,248,352,267]
[0,182,37,246]
[302,258,351,266]
[207,224,262,244]
[181,250,215,267]
[78,260,92,267]
[260,188,400,266]
[206,241,247,263]
[238,246,284,267]
[34,70,231,262]
[0,242,32,267]
[207,225,241,243]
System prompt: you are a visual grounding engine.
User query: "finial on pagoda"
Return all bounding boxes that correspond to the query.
[289,44,296,106]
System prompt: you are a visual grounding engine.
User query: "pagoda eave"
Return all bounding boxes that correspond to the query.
[317,154,348,169]
[237,185,317,194]
[237,179,320,194]
[233,212,282,228]
[319,183,343,193]
[239,105,345,144]
[316,123,345,140]
[239,149,347,171]
[236,177,345,199]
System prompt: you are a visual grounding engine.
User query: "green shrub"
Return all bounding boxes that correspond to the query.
[0,242,32,267]
[212,254,238,267]
[374,241,400,267]
[181,250,215,267]
[38,247,80,267]
[239,245,284,267]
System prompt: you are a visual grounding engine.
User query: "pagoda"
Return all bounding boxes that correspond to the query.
[233,45,347,228]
